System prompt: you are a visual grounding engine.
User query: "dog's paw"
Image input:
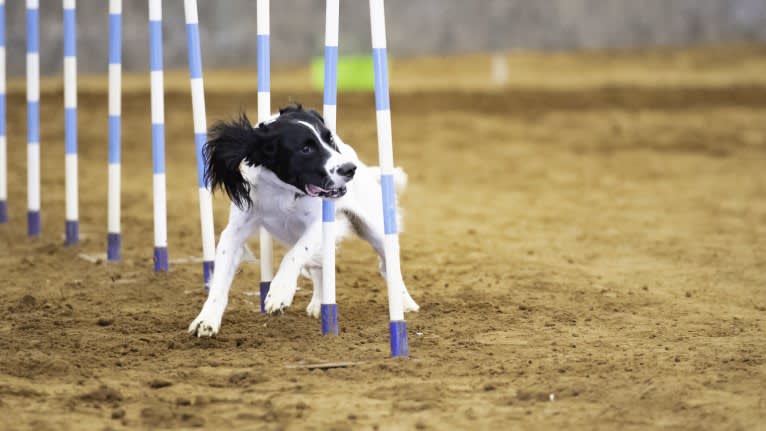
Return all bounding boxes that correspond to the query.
[306,296,321,318]
[188,314,221,337]
[264,274,297,314]
[403,289,420,313]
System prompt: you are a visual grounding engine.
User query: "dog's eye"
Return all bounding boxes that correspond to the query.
[301,144,313,154]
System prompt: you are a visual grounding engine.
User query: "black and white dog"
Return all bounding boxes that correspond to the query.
[189,105,419,337]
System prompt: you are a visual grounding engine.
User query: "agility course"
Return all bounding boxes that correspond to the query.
[1,0,766,429]
[3,0,411,356]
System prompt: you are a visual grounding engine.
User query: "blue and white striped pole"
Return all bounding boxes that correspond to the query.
[257,0,273,312]
[107,0,121,260]
[27,0,40,236]
[63,0,78,245]
[369,0,408,357]
[149,0,168,271]
[321,0,339,336]
[0,0,6,224]
[183,0,216,287]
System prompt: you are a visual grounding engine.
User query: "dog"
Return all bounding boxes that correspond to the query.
[189,105,419,337]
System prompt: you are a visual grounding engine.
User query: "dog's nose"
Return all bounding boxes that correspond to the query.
[337,162,357,179]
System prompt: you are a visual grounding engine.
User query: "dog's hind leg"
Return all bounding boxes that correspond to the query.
[189,204,259,337]
[340,208,419,313]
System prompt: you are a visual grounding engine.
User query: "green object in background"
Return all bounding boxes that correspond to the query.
[311,55,376,91]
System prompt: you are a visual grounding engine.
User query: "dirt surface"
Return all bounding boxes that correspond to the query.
[1,48,765,430]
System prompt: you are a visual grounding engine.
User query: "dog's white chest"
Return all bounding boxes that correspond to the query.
[253,175,321,246]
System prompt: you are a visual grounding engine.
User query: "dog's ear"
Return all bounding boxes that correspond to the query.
[204,112,276,209]
[307,109,325,124]
[279,103,303,115]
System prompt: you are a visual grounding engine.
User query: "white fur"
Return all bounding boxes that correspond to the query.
[189,133,417,337]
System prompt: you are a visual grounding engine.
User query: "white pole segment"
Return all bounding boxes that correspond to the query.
[369,0,408,357]
[184,0,216,287]
[321,0,339,335]
[257,0,273,311]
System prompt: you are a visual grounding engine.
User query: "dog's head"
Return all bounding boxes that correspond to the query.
[204,105,357,209]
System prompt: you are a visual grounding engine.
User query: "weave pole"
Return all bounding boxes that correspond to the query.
[63,0,78,245]
[26,0,40,236]
[106,0,122,260]
[257,0,273,311]
[369,0,408,357]
[320,0,339,336]
[149,0,168,271]
[0,0,6,224]
[183,0,216,287]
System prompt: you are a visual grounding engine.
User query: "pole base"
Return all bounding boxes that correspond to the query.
[153,246,168,272]
[202,260,214,292]
[0,201,7,223]
[65,220,79,246]
[321,304,339,336]
[27,211,40,237]
[259,281,270,313]
[107,233,121,261]
[389,320,409,357]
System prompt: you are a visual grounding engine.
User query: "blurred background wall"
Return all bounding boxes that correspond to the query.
[3,0,766,76]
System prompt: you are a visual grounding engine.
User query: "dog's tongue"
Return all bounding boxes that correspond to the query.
[306,184,326,197]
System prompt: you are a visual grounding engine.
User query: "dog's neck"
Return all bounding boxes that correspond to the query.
[244,165,308,200]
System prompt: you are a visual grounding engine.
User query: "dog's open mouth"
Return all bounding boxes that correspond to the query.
[305,184,347,198]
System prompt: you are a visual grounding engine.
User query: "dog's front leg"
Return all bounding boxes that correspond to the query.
[264,221,322,314]
[189,204,258,337]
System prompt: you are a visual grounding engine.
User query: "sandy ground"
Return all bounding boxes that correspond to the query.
[0,47,765,430]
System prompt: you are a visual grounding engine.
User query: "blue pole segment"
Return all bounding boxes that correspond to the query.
[63,9,75,57]
[149,21,163,71]
[372,48,390,111]
[107,233,120,260]
[259,281,270,313]
[107,116,120,163]
[27,8,38,53]
[154,247,168,272]
[65,109,77,155]
[322,200,335,223]
[27,102,39,144]
[380,174,398,235]
[185,23,202,79]
[389,320,409,356]
[151,124,165,174]
[108,14,121,63]
[257,35,270,92]
[321,304,339,336]
[323,46,338,105]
